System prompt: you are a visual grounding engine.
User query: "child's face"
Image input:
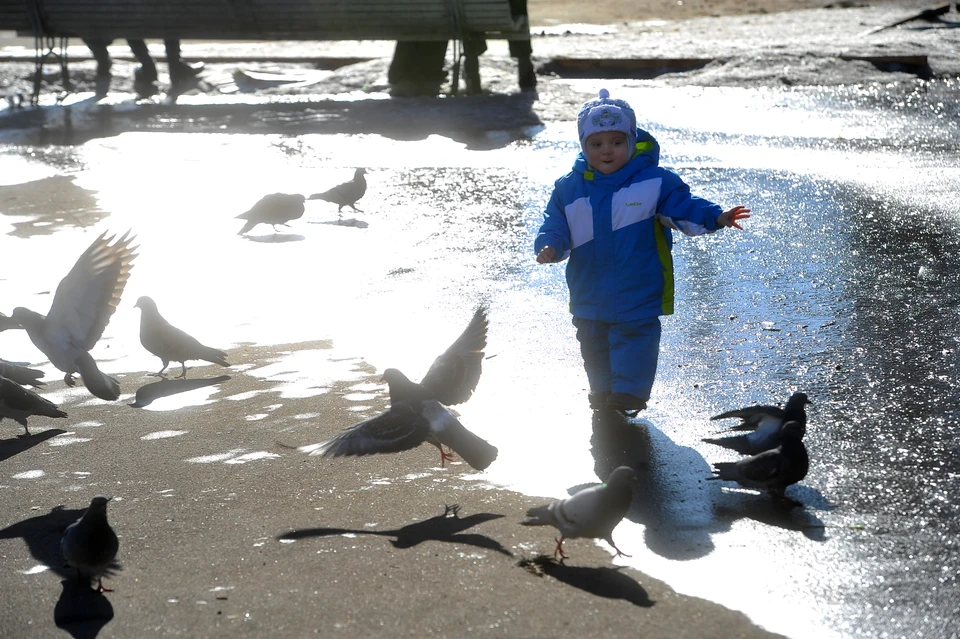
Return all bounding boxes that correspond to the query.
[584,131,631,175]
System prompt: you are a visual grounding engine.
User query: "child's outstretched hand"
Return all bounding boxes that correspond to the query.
[536,246,556,264]
[718,206,751,230]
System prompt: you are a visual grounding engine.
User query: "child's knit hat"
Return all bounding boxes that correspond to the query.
[576,88,637,154]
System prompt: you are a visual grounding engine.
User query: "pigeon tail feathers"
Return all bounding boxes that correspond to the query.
[75,351,121,401]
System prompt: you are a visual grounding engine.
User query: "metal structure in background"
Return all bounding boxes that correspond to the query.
[25,0,70,103]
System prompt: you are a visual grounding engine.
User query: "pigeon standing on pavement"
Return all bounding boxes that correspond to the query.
[297,305,497,470]
[61,496,119,593]
[703,391,812,455]
[236,193,306,235]
[12,231,138,401]
[133,296,229,378]
[0,375,67,437]
[308,168,367,214]
[707,420,809,507]
[521,465,638,561]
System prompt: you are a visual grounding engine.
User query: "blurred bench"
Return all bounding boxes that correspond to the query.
[1,0,532,99]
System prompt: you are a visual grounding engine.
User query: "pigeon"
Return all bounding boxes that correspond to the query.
[703,391,812,455]
[298,397,497,471]
[521,465,637,561]
[236,193,306,235]
[133,296,229,378]
[308,168,367,214]
[297,304,496,469]
[61,496,119,593]
[0,358,46,387]
[0,375,67,437]
[12,231,138,401]
[707,420,809,507]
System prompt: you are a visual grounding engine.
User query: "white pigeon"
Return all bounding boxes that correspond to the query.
[12,231,138,401]
[521,466,637,560]
[61,496,119,593]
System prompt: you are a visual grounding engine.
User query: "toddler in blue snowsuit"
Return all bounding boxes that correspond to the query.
[535,89,750,414]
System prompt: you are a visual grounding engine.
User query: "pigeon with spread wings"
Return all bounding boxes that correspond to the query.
[297,305,496,470]
[703,391,811,455]
[12,231,137,401]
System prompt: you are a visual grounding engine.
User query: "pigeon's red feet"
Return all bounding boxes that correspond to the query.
[439,447,455,467]
[97,578,113,593]
[553,537,568,561]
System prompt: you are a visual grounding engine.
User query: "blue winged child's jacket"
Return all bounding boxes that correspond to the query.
[534,128,725,323]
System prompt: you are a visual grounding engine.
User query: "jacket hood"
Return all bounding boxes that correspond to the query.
[572,127,661,185]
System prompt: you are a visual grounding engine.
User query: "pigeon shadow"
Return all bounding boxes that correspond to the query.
[0,505,88,580]
[242,233,306,243]
[517,555,654,608]
[277,504,511,555]
[589,410,724,560]
[54,578,114,639]
[130,375,231,408]
[711,484,833,542]
[0,428,67,462]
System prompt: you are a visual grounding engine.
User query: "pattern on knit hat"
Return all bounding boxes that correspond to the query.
[577,88,637,154]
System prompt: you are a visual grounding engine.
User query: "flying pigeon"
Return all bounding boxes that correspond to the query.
[0,358,46,387]
[133,296,229,378]
[521,465,637,561]
[308,168,367,214]
[298,304,496,469]
[1,375,67,437]
[298,397,497,471]
[707,420,809,507]
[12,231,138,401]
[61,496,119,593]
[236,193,306,235]
[703,391,812,455]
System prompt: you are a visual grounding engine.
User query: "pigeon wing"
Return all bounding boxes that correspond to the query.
[736,449,786,485]
[418,305,488,406]
[45,231,138,351]
[300,403,431,458]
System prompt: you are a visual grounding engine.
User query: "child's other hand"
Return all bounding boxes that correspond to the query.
[718,206,751,230]
[536,246,556,264]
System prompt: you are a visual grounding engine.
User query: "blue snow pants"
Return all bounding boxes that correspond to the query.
[572,316,661,400]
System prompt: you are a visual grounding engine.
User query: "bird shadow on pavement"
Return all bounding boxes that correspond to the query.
[241,233,305,243]
[276,504,511,555]
[0,428,67,462]
[589,409,725,561]
[711,486,832,542]
[0,505,117,636]
[517,555,654,608]
[130,375,231,408]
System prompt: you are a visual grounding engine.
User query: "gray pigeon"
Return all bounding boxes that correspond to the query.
[708,421,809,507]
[308,168,367,214]
[61,496,119,592]
[133,296,229,378]
[12,231,138,401]
[0,375,67,437]
[521,465,637,561]
[236,193,306,235]
[298,304,496,469]
[0,358,46,387]
[298,397,498,471]
[703,391,812,455]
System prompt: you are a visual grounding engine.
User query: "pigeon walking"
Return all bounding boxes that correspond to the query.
[521,466,637,561]
[297,304,496,469]
[134,296,229,378]
[1,375,67,437]
[12,231,138,401]
[61,496,119,593]
[703,391,811,455]
[708,421,809,507]
[236,193,306,235]
[308,168,367,214]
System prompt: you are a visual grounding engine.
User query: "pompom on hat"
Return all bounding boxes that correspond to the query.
[576,88,637,154]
